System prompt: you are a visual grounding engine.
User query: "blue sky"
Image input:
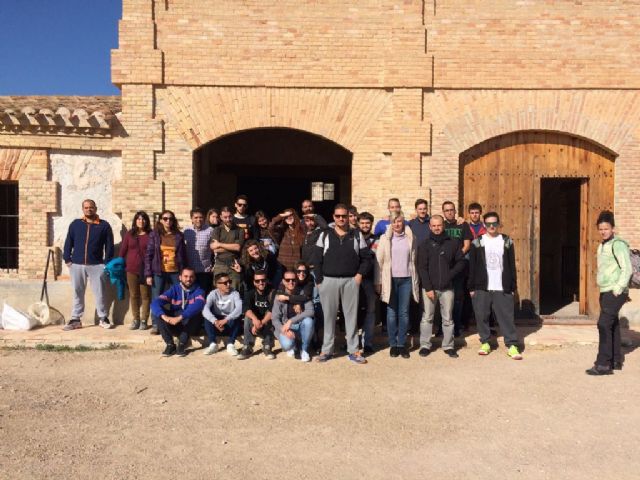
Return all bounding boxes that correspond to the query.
[0,1,121,95]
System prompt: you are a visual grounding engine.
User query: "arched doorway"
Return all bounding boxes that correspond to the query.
[193,128,352,219]
[460,131,616,318]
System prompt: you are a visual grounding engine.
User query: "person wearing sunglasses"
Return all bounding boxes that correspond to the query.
[468,212,522,360]
[151,267,206,357]
[237,271,276,360]
[232,194,255,241]
[210,206,244,291]
[144,209,187,335]
[272,270,315,362]
[314,204,373,365]
[202,273,243,356]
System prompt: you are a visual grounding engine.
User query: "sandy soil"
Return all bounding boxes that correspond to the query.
[0,343,638,480]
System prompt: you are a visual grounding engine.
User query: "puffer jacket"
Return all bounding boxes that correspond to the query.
[374,225,420,304]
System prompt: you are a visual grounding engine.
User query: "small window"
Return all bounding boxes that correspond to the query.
[0,182,19,269]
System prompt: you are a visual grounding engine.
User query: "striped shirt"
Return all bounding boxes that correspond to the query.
[184,225,213,273]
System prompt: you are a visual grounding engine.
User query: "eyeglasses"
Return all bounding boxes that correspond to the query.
[283,278,296,283]
[254,279,266,284]
[161,217,173,221]
[334,214,347,218]
[296,270,307,274]
[217,280,232,285]
[485,221,499,227]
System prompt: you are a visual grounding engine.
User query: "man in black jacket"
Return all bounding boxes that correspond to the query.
[417,215,466,358]
[313,204,372,364]
[468,212,522,360]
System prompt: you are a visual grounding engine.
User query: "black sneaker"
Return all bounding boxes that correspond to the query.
[389,346,399,358]
[176,343,187,357]
[400,346,410,359]
[363,345,375,356]
[613,361,623,371]
[237,346,253,360]
[162,344,177,357]
[418,347,431,357]
[586,364,613,376]
[444,349,459,358]
[263,346,275,360]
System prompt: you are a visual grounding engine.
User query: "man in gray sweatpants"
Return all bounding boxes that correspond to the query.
[62,199,114,330]
[313,204,372,364]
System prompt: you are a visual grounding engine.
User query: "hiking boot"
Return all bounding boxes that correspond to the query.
[162,344,176,357]
[263,346,276,360]
[129,320,140,330]
[149,326,159,335]
[63,319,82,331]
[99,318,114,329]
[176,343,187,357]
[478,343,491,356]
[507,345,523,360]
[348,351,367,365]
[237,346,253,360]
[203,343,219,355]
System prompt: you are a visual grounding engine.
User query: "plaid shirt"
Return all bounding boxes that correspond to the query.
[184,225,213,273]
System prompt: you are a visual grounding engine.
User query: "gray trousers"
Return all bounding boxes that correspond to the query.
[420,289,454,350]
[70,263,108,320]
[319,276,360,355]
[472,290,518,347]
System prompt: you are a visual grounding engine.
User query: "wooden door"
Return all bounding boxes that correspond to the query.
[460,131,615,317]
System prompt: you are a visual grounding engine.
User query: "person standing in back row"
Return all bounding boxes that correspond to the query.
[63,199,114,330]
[586,210,633,376]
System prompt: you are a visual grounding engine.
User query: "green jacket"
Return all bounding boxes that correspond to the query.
[597,236,632,295]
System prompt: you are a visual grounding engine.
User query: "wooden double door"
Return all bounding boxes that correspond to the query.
[461,131,615,317]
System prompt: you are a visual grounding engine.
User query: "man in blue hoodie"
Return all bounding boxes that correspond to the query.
[151,267,206,357]
[62,199,114,331]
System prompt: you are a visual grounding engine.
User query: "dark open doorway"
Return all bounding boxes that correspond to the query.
[193,128,352,220]
[539,178,582,314]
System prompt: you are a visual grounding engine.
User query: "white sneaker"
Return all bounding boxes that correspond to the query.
[287,349,296,359]
[300,351,311,362]
[203,343,219,355]
[226,343,238,356]
[99,318,113,329]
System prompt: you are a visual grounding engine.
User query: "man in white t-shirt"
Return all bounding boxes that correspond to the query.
[467,212,522,360]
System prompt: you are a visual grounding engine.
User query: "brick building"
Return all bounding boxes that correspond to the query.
[1,0,639,320]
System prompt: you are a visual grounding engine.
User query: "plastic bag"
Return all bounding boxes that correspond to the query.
[1,303,39,330]
[27,301,64,326]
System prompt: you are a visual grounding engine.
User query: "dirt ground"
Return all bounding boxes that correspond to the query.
[0,342,638,480]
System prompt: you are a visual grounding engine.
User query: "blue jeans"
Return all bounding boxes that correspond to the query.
[279,317,314,353]
[150,272,180,327]
[204,317,241,344]
[386,277,411,347]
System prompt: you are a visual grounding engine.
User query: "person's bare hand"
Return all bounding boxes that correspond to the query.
[426,290,435,301]
[276,294,289,302]
[293,304,302,314]
[146,277,153,286]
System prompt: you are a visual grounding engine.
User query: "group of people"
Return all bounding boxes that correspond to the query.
[62,195,634,372]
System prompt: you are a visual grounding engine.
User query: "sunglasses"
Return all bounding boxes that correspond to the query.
[283,278,296,283]
[217,280,232,285]
[254,279,266,284]
[485,221,499,227]
[334,214,348,218]
[236,202,247,207]
[161,217,173,221]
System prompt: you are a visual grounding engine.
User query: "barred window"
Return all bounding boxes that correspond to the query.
[0,182,18,269]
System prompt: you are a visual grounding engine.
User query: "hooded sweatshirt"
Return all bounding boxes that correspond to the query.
[150,282,206,325]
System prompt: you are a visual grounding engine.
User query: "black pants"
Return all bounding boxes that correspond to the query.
[596,291,627,367]
[158,315,202,346]
[242,316,275,348]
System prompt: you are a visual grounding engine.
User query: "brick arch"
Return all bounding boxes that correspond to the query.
[431,90,640,155]
[156,86,391,153]
[0,148,37,180]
